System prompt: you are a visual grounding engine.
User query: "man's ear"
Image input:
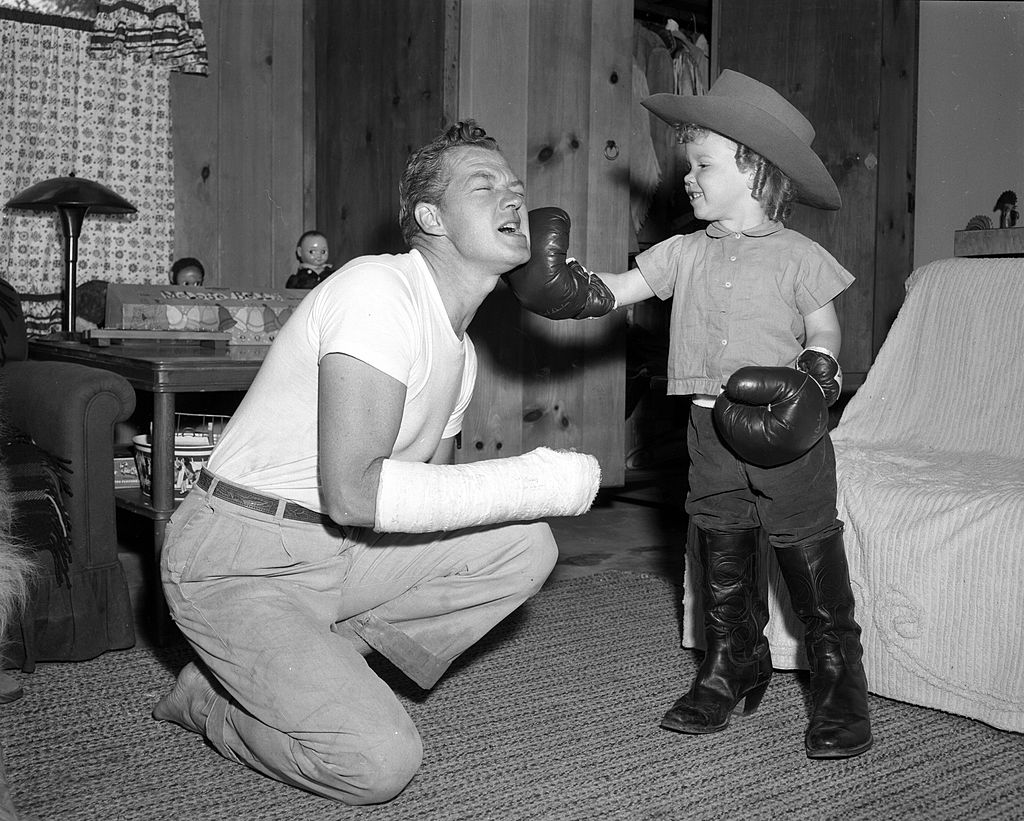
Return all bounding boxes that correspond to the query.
[414,202,445,237]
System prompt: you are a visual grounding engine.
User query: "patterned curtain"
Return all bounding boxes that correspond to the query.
[0,16,173,335]
[89,0,208,76]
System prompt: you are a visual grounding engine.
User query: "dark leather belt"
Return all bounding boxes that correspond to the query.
[197,469,333,526]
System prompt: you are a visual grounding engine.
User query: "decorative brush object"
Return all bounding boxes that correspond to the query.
[964,215,992,231]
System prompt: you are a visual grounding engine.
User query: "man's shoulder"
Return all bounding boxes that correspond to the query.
[334,251,415,277]
[325,252,421,294]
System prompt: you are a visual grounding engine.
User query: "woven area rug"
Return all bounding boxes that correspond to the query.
[1,571,1022,821]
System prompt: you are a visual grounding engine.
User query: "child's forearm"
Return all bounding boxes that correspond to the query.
[594,268,656,309]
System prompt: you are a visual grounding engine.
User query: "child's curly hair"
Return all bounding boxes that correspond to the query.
[678,124,796,223]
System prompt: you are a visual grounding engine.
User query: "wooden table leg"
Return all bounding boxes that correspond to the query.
[151,392,177,644]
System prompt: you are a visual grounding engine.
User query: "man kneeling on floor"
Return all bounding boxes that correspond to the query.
[152,121,600,805]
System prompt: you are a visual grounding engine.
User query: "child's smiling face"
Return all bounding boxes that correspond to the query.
[683,130,761,227]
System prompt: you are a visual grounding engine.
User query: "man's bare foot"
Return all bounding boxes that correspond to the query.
[152,661,218,734]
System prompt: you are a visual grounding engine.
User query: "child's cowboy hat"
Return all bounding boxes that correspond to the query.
[642,70,841,210]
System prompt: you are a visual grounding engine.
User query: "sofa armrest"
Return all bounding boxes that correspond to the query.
[2,360,136,567]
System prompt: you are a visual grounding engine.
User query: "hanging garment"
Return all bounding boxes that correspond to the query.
[630,61,662,239]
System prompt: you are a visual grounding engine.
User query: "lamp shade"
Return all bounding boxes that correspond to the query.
[5,175,136,334]
[6,175,136,214]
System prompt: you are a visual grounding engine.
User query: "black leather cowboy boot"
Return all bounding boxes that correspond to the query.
[775,532,873,758]
[661,528,772,734]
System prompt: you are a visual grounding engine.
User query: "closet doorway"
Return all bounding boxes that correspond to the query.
[625,1,713,474]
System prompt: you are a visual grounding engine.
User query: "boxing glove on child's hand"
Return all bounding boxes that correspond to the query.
[503,207,616,319]
[713,367,830,467]
[797,346,843,406]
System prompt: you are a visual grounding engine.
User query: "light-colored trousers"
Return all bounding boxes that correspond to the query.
[160,479,558,805]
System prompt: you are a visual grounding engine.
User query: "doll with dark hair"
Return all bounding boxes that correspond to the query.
[170,257,205,287]
[286,231,331,289]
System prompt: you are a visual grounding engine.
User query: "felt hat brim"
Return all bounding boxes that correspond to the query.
[642,70,841,210]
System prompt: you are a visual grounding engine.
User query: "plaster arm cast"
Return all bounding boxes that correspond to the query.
[374,447,601,533]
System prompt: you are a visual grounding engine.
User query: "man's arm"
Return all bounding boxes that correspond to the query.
[319,354,600,534]
[318,352,406,527]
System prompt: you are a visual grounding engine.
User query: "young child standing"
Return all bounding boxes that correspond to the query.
[506,70,871,759]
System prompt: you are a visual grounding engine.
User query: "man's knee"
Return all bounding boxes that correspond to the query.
[516,521,559,593]
[319,721,424,806]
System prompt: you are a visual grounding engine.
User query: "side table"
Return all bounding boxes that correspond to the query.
[29,338,267,641]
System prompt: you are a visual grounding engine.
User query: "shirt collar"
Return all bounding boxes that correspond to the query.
[705,220,783,239]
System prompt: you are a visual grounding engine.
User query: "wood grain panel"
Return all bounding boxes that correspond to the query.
[581,0,630,486]
[521,0,594,458]
[453,0,629,482]
[217,0,275,289]
[269,0,305,286]
[458,0,530,464]
[302,0,318,237]
[873,0,917,352]
[316,0,447,262]
[458,0,529,162]
[172,0,307,289]
[170,0,221,283]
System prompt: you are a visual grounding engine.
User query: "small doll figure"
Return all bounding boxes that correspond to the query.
[170,257,206,287]
[994,190,1019,229]
[286,230,331,289]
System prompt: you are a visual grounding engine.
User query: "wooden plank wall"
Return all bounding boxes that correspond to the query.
[458,0,630,484]
[314,0,450,261]
[170,0,306,289]
[873,0,918,350]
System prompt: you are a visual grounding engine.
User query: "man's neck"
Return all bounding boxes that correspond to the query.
[414,243,498,338]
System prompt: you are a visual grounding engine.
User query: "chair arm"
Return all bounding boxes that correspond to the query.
[2,360,136,567]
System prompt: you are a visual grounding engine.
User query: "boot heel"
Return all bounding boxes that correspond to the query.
[742,676,771,715]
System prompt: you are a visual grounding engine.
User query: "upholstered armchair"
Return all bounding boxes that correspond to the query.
[0,279,136,671]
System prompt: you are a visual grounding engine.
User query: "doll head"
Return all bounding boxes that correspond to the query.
[296,231,330,271]
[170,257,205,287]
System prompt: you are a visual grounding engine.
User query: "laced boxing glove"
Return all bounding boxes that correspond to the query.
[713,367,830,468]
[797,346,843,407]
[503,207,616,319]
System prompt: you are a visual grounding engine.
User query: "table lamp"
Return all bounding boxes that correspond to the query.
[5,175,136,335]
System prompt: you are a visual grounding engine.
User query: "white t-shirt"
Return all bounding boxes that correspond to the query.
[208,249,477,511]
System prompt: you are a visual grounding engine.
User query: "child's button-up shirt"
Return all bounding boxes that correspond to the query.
[635,220,854,397]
